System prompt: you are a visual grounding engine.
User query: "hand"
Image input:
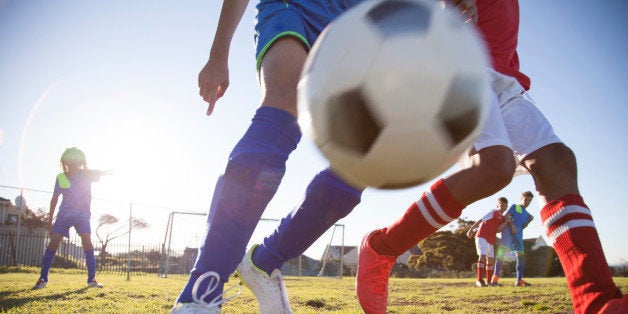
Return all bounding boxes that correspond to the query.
[198,53,229,116]
[441,0,478,25]
[466,229,475,239]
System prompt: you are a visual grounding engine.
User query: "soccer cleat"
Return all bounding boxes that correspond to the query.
[171,271,241,314]
[515,279,531,287]
[32,278,47,289]
[356,231,396,314]
[171,302,220,314]
[475,280,488,287]
[236,245,292,314]
[489,281,501,287]
[88,279,104,288]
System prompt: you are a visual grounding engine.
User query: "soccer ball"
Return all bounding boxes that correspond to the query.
[298,0,490,189]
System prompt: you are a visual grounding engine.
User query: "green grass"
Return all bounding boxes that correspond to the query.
[1,267,626,313]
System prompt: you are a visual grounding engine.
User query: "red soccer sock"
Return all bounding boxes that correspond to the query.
[477,261,485,281]
[370,179,465,256]
[486,263,494,284]
[542,194,622,313]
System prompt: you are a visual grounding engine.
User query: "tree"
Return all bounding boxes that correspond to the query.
[95,214,149,264]
[21,207,49,228]
[408,218,477,272]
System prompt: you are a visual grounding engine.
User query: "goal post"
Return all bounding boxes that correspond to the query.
[159,211,345,279]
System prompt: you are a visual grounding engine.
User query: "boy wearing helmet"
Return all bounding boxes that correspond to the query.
[33,147,111,289]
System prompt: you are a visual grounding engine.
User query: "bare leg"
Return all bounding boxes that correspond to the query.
[526,143,623,312]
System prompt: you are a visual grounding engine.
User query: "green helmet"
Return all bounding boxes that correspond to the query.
[60,147,86,163]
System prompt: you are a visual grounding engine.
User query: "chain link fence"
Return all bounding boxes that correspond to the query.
[0,184,347,278]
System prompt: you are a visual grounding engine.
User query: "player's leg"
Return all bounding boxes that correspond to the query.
[523,144,623,310]
[77,219,101,288]
[357,94,516,313]
[174,21,307,312]
[492,245,508,286]
[174,38,305,307]
[33,231,64,289]
[474,238,487,287]
[500,81,623,310]
[486,242,495,285]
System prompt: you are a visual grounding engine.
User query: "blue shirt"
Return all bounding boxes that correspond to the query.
[53,171,99,219]
[504,204,531,236]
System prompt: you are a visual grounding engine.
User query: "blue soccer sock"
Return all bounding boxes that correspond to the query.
[85,249,96,282]
[40,247,56,281]
[176,107,301,304]
[252,169,362,274]
[515,253,525,282]
[493,257,503,281]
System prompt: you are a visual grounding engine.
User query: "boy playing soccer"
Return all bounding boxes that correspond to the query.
[466,196,514,287]
[492,191,534,286]
[33,147,110,289]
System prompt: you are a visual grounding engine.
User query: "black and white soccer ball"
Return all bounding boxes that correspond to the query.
[298,0,490,189]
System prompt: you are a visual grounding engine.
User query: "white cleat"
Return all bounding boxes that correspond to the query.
[236,245,292,314]
[170,271,241,314]
[88,279,104,288]
[32,278,47,289]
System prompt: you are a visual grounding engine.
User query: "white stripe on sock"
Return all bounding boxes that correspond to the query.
[416,192,455,229]
[546,219,596,245]
[543,205,591,230]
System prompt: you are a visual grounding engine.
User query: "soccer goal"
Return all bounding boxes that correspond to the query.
[159,211,345,279]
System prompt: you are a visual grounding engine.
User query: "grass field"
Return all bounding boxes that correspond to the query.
[1,267,626,313]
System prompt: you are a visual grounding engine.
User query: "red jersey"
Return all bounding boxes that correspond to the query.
[476,0,531,90]
[475,209,505,245]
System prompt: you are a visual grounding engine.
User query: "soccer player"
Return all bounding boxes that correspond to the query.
[492,191,533,286]
[355,1,627,313]
[32,147,109,290]
[169,1,478,313]
[466,197,514,287]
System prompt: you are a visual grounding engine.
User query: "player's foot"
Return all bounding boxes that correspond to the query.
[475,279,488,287]
[32,278,47,289]
[171,302,220,314]
[356,231,396,314]
[489,281,501,287]
[171,271,241,314]
[88,279,104,288]
[236,245,292,314]
[599,294,628,313]
[515,279,531,287]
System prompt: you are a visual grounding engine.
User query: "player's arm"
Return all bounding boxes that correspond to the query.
[522,215,533,229]
[199,0,250,115]
[48,194,59,236]
[467,220,481,239]
[504,213,517,234]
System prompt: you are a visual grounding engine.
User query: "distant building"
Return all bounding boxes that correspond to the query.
[0,197,20,225]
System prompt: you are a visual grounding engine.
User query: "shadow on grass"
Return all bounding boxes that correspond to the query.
[0,287,90,310]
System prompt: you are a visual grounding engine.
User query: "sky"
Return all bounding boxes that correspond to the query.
[0,1,627,266]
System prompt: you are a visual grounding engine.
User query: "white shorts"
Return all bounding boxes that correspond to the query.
[475,237,494,258]
[459,69,562,173]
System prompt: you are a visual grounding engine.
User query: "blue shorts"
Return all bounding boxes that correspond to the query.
[499,230,524,253]
[53,217,91,238]
[254,0,363,71]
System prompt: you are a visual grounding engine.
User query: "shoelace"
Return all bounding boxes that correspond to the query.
[370,261,394,295]
[191,271,242,309]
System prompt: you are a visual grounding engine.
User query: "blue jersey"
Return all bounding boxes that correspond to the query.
[53,171,99,219]
[505,204,531,236]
